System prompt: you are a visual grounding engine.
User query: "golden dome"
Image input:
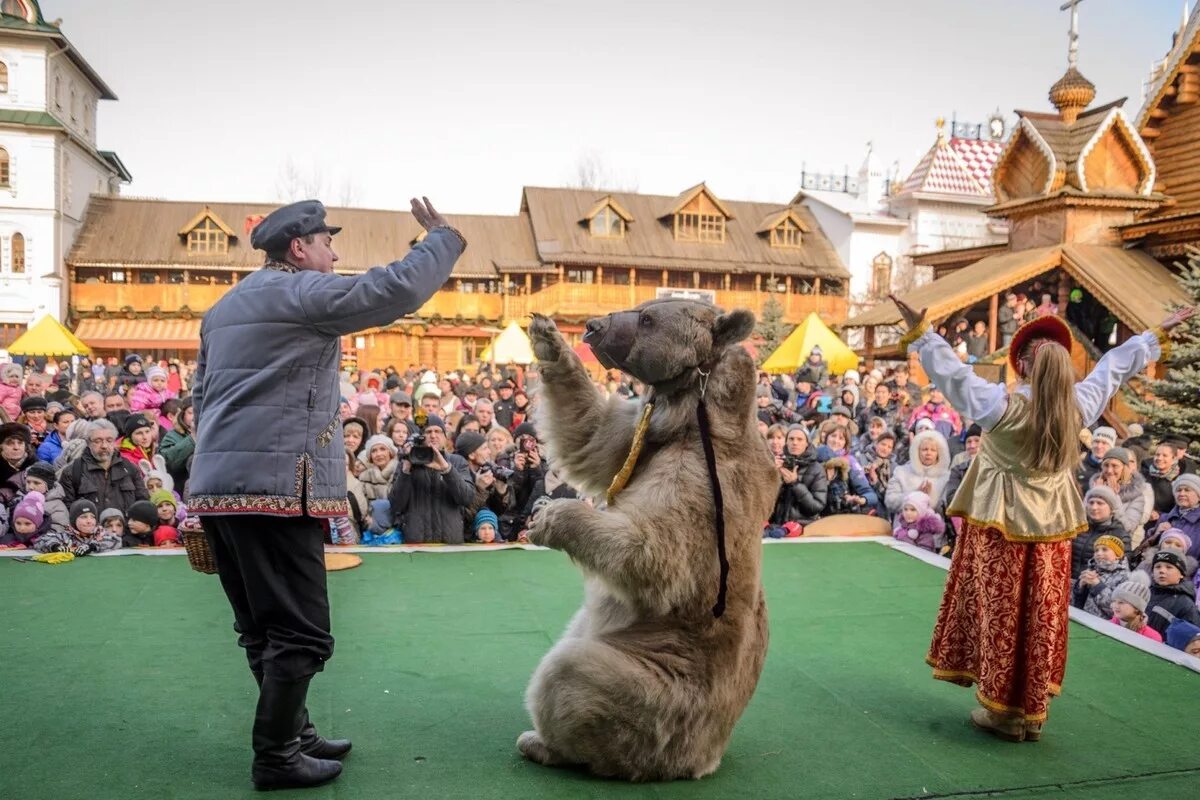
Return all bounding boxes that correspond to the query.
[1049,67,1096,124]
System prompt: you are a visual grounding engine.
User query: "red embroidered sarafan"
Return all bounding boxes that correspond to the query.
[926,521,1072,722]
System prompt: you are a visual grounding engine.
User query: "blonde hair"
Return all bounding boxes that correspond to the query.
[1022,341,1081,474]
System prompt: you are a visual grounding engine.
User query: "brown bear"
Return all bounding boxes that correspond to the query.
[518,299,778,781]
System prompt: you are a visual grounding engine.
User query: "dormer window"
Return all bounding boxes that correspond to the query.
[666,184,731,244]
[179,207,236,255]
[771,218,802,248]
[581,196,633,239]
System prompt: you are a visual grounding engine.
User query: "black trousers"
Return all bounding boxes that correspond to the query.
[203,515,333,682]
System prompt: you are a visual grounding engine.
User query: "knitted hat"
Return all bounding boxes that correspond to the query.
[356,391,379,407]
[1173,473,1200,497]
[98,507,125,526]
[1126,423,1144,438]
[25,460,57,489]
[422,413,445,433]
[1159,528,1193,553]
[965,423,982,440]
[144,468,174,493]
[362,434,397,457]
[473,508,499,533]
[455,430,487,459]
[124,353,142,366]
[0,362,21,382]
[152,525,179,547]
[0,421,30,446]
[512,422,537,440]
[150,489,177,510]
[126,500,158,528]
[19,395,47,413]
[1165,618,1200,652]
[914,418,935,433]
[843,369,861,385]
[145,365,167,381]
[1084,485,1123,518]
[13,491,45,528]
[1092,427,1117,446]
[1093,534,1125,559]
[1113,571,1151,612]
[69,498,98,527]
[755,384,771,398]
[1153,548,1188,576]
[901,491,932,517]
[123,414,153,438]
[1102,447,1132,466]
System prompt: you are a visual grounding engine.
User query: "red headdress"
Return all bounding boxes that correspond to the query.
[1008,315,1072,377]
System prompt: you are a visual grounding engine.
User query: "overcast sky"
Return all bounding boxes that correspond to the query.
[50,0,1188,214]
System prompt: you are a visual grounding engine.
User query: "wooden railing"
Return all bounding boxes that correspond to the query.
[69,281,849,326]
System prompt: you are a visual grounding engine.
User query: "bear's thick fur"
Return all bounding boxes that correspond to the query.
[518,300,778,781]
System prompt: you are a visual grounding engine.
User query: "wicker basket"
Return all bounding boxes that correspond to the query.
[182,527,217,575]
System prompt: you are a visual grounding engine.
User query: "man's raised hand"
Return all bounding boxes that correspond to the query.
[411,197,449,232]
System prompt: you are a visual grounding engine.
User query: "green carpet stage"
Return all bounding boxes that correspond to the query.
[2,543,1197,799]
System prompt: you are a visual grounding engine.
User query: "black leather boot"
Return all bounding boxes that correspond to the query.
[251,676,342,791]
[253,670,351,760]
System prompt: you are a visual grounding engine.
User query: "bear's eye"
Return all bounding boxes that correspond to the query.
[639,314,653,328]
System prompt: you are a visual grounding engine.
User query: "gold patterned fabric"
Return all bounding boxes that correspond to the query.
[946,393,1086,543]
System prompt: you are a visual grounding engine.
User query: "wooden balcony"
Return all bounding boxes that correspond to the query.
[69,281,849,327]
[70,282,231,313]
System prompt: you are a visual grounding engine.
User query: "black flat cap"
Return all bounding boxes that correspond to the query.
[251,200,342,253]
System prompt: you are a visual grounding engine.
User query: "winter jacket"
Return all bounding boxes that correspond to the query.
[190,226,464,518]
[940,456,973,515]
[118,438,155,469]
[35,526,122,554]
[115,367,145,393]
[1141,460,1181,516]
[1088,473,1148,541]
[35,431,65,464]
[884,430,952,521]
[1155,505,1200,560]
[893,513,944,553]
[769,448,828,526]
[1071,516,1131,579]
[0,454,34,500]
[816,447,879,509]
[129,382,177,422]
[358,459,397,501]
[1108,616,1163,643]
[158,427,195,489]
[1076,453,1103,497]
[345,473,371,538]
[60,450,150,516]
[0,383,21,420]
[1146,580,1200,636]
[907,402,962,440]
[387,452,476,544]
[1072,558,1131,618]
[5,476,69,534]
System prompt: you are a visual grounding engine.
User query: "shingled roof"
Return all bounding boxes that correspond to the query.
[520,186,848,279]
[898,136,1003,198]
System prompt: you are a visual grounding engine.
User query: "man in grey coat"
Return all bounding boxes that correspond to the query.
[191,197,464,791]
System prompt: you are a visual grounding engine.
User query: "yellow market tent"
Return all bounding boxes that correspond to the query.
[760,312,857,375]
[7,316,91,358]
[480,321,536,365]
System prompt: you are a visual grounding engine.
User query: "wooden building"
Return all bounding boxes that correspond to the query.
[65,183,850,372]
[842,36,1192,428]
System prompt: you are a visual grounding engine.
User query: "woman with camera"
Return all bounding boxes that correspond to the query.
[769,425,828,529]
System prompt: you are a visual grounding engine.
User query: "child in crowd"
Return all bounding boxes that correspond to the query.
[1072,534,1131,618]
[129,364,178,428]
[122,501,158,548]
[35,499,121,555]
[99,508,126,541]
[892,491,944,552]
[474,508,500,544]
[1109,572,1161,642]
[1164,618,1200,657]
[1135,528,1197,578]
[118,414,158,467]
[0,362,23,420]
[1072,486,1130,580]
[822,457,857,516]
[1,491,43,549]
[13,460,68,533]
[150,489,181,546]
[1146,550,1200,637]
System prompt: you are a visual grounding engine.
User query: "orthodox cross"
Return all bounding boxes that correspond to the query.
[1060,0,1085,68]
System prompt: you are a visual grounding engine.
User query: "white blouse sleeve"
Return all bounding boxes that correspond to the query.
[1074,331,1164,426]
[907,328,1009,431]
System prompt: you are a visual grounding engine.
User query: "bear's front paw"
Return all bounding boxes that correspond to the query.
[529,313,568,363]
[527,498,584,548]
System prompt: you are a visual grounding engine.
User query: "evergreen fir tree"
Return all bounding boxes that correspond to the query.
[755,295,788,366]
[1129,248,1200,440]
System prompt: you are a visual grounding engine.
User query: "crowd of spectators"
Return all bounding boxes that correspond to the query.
[0,336,1196,658]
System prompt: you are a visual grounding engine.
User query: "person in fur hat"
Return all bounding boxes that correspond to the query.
[893,491,945,553]
[128,364,177,428]
[17,395,49,449]
[35,498,121,554]
[0,422,34,489]
[1108,572,1161,642]
[1072,534,1131,618]
[0,362,24,420]
[1072,486,1131,579]
[1146,549,1200,636]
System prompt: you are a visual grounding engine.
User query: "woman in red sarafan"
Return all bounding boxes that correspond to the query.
[891,295,1194,743]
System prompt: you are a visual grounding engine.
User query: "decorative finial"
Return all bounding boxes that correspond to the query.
[1060,0,1085,70]
[935,117,946,144]
[1053,0,1095,124]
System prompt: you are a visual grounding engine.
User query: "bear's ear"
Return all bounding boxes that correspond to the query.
[712,309,755,350]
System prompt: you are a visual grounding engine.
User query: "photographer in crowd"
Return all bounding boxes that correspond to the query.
[387,413,474,544]
[454,430,514,541]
